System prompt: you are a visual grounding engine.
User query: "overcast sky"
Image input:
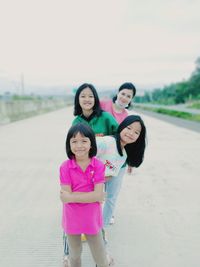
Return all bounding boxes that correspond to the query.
[0,0,200,90]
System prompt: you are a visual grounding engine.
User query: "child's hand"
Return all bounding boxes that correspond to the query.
[99,192,106,203]
[105,176,113,182]
[127,166,133,175]
[60,189,71,203]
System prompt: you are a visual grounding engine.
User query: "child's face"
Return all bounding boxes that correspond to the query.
[117,89,133,107]
[79,87,95,112]
[120,121,141,146]
[70,132,91,159]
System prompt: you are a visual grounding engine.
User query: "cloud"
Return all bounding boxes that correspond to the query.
[0,0,199,87]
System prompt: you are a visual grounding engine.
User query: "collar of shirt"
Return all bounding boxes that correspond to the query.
[68,157,96,169]
[80,111,97,121]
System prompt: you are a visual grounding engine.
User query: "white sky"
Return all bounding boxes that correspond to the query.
[0,0,200,89]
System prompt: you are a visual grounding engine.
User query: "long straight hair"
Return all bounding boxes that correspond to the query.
[115,115,146,167]
[74,83,102,116]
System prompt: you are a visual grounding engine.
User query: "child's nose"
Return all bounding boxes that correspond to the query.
[122,95,126,100]
[77,142,82,147]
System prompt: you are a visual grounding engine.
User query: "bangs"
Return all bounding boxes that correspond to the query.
[118,115,143,133]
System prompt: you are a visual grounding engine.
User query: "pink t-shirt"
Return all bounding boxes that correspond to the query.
[60,157,105,234]
[100,99,128,124]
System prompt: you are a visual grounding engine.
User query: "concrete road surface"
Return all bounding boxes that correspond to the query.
[0,106,200,267]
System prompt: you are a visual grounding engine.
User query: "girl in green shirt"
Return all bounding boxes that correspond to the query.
[72,83,118,136]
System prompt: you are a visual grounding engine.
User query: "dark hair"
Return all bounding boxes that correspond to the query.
[115,115,146,167]
[74,83,102,116]
[112,82,136,109]
[65,123,97,159]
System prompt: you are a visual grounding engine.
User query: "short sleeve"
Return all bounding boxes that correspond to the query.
[103,112,118,135]
[93,159,105,184]
[59,161,71,185]
[72,117,78,125]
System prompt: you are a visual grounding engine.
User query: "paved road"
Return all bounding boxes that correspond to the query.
[133,108,200,133]
[0,107,200,267]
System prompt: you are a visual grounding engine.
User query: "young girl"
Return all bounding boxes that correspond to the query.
[59,123,113,267]
[95,115,147,234]
[72,83,118,136]
[62,83,118,266]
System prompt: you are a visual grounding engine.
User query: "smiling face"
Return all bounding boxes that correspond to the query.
[120,121,141,147]
[79,87,95,113]
[116,88,134,108]
[70,132,91,160]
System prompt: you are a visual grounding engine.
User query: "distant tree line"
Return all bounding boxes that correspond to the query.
[135,57,200,104]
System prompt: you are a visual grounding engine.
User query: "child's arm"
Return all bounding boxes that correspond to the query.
[60,183,105,203]
[59,184,71,202]
[61,185,72,192]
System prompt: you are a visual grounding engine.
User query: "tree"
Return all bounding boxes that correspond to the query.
[174,81,189,103]
[188,57,200,98]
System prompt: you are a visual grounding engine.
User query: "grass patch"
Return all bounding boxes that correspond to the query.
[187,102,200,109]
[135,105,200,122]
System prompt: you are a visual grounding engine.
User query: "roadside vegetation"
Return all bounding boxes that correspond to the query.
[0,94,73,125]
[134,57,200,121]
[134,105,200,122]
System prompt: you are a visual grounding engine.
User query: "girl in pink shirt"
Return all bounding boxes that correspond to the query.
[59,123,113,267]
[100,82,136,124]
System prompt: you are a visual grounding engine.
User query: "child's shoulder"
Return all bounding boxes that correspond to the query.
[99,135,115,141]
[101,110,114,118]
[96,136,116,152]
[92,156,105,167]
[100,99,112,107]
[60,159,72,170]
[72,115,82,124]
[96,135,115,143]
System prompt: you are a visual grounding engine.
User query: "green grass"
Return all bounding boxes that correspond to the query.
[135,105,200,122]
[187,102,200,109]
